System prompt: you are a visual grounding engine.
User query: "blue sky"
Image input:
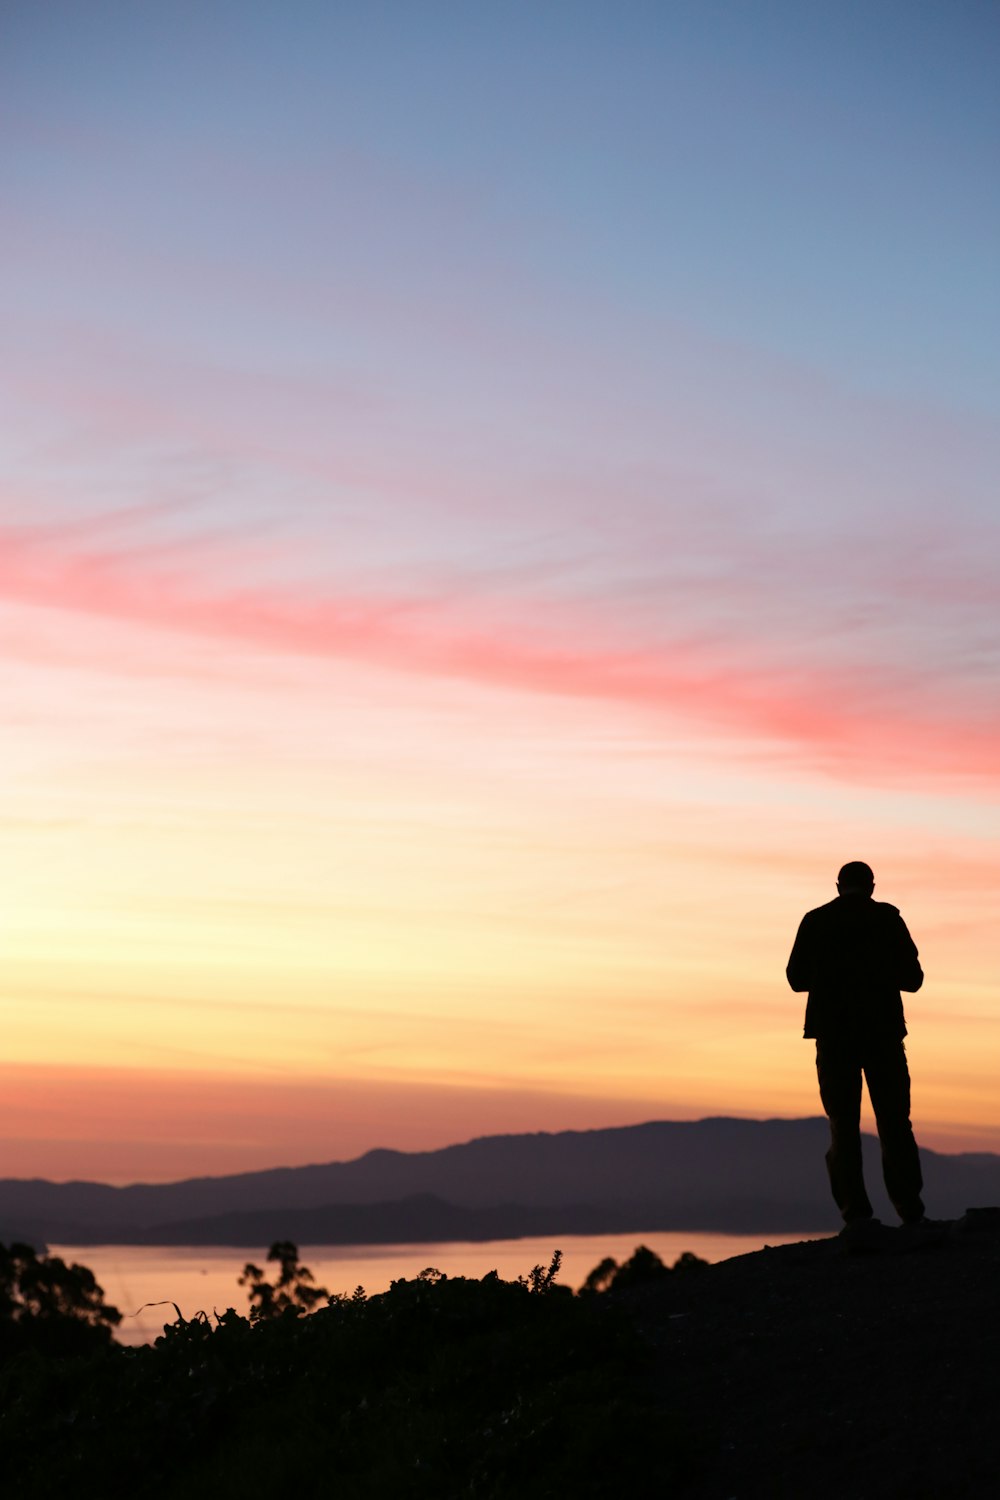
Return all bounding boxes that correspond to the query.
[6,0,998,400]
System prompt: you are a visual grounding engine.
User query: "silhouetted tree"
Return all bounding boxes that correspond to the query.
[607,1244,671,1290]
[238,1241,330,1321]
[672,1249,710,1275]
[580,1255,619,1294]
[0,1241,121,1361]
[580,1244,710,1294]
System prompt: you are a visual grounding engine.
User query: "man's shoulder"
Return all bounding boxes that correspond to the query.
[800,898,839,921]
[800,897,902,923]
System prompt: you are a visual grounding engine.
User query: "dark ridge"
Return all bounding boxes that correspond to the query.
[2,1117,998,1245]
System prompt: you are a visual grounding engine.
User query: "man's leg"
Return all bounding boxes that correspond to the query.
[864,1040,924,1224]
[816,1039,872,1222]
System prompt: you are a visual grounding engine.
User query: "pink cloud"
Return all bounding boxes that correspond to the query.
[2,519,998,785]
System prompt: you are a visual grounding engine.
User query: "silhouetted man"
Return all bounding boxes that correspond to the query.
[787,861,926,1228]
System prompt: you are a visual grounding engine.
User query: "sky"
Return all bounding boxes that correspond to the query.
[2,0,999,1184]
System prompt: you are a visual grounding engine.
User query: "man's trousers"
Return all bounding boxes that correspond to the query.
[815,1036,924,1224]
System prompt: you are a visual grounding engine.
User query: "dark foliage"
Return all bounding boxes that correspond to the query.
[580,1243,709,1294]
[672,1250,711,1274]
[516,1248,566,1295]
[0,1254,688,1499]
[0,1242,121,1363]
[238,1239,331,1320]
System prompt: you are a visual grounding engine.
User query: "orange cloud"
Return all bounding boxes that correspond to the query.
[0,1061,673,1185]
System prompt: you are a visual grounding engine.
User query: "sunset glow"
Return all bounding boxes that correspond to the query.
[2,1,998,1182]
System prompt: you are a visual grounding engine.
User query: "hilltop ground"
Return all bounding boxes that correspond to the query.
[632,1211,1000,1499]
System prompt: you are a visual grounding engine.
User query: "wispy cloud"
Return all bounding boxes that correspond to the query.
[2,514,998,785]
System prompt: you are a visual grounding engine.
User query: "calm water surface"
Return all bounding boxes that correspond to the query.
[51,1231,827,1346]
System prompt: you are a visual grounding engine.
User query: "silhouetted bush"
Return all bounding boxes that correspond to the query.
[516,1247,568,1295]
[0,1252,689,1499]
[0,1241,121,1363]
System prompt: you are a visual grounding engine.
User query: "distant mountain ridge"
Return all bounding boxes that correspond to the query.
[2,1117,998,1246]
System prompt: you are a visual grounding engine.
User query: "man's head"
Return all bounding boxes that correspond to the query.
[837,860,875,896]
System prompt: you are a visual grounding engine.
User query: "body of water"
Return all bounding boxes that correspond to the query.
[51,1230,828,1346]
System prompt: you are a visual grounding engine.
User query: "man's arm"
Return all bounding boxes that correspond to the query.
[894,913,924,993]
[786,913,814,993]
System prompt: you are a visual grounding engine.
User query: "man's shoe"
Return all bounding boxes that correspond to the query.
[839,1217,885,1252]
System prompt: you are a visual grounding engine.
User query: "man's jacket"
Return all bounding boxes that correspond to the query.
[786,894,923,1040]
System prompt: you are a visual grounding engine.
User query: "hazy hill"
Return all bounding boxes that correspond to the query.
[2,1117,997,1245]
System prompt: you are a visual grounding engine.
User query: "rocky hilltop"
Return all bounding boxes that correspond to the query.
[634,1209,1000,1498]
